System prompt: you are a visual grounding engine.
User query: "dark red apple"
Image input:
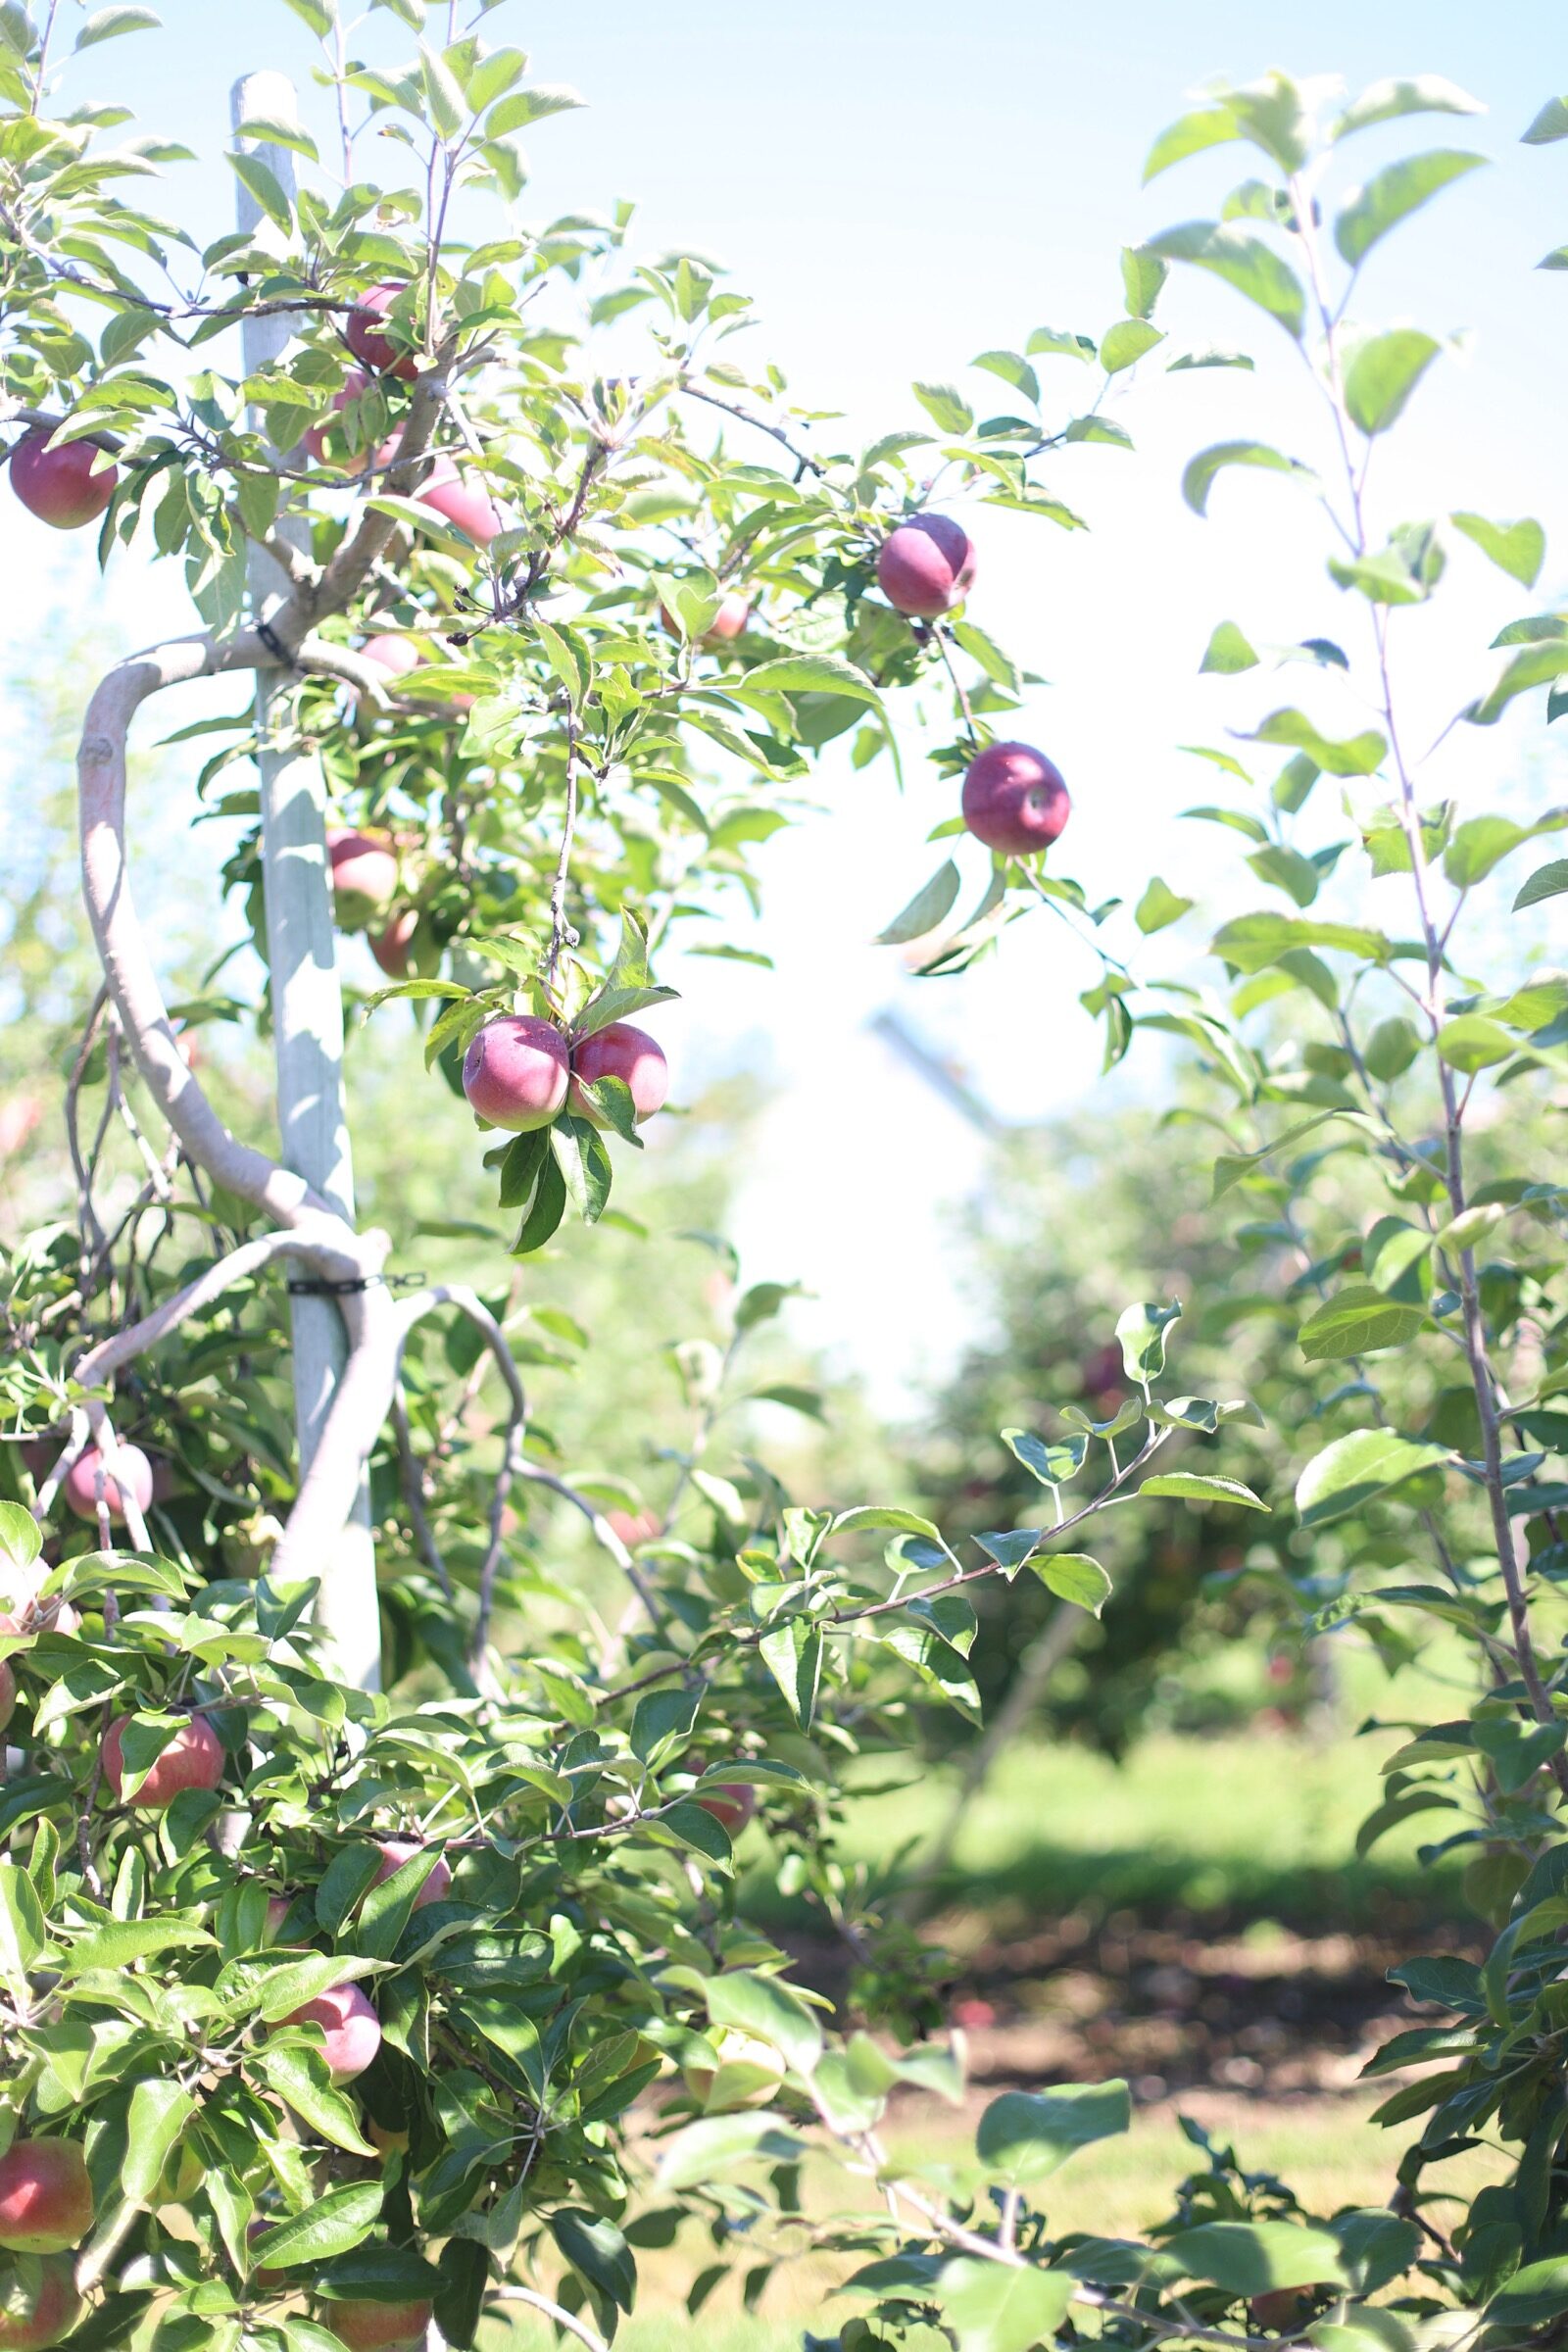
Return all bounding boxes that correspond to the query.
[63,1444,153,1525]
[567,1023,668,1127]
[0,2143,94,2254]
[697,1782,757,1835]
[326,830,398,931]
[279,1982,381,2083]
[322,2299,433,2352]
[369,1838,452,1910]
[345,282,419,380]
[960,742,1070,857]
[462,1015,569,1132]
[10,429,118,530]
[102,1712,224,1810]
[876,514,976,618]
[0,2255,80,2350]
[246,2218,288,2294]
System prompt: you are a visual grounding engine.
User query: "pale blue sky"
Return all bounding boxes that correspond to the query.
[11,2,1568,1401]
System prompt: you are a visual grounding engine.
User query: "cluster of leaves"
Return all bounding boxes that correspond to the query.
[829,64,1568,2348]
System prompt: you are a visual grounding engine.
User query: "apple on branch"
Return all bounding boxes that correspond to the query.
[462,1015,570,1132]
[345,281,419,379]
[63,1444,152,1525]
[568,1023,668,1127]
[960,742,1070,856]
[876,514,976,618]
[9,429,118,530]
[101,1713,225,1810]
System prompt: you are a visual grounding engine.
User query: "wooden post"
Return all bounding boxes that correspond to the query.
[231,72,380,1691]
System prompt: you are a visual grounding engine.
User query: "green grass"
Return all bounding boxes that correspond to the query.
[750,1722,1465,1936]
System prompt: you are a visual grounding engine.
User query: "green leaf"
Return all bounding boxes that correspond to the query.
[656,2112,806,2192]
[226,152,294,236]
[876,861,960,946]
[1523,98,1568,146]
[1452,512,1546,587]
[757,1621,823,1727]
[1488,2257,1568,2329]
[1139,1473,1269,1511]
[1212,910,1390,972]
[1147,221,1305,337]
[550,2213,635,2316]
[911,382,973,434]
[0,1502,41,1570]
[1116,1298,1182,1382]
[1236,710,1386,776]
[1298,1285,1427,1361]
[735,655,883,709]
[1143,106,1241,183]
[1200,620,1258,674]
[1135,877,1194,933]
[1334,151,1486,266]
[60,1919,214,1975]
[1249,843,1321,906]
[252,2183,385,2270]
[971,351,1040,404]
[511,1152,566,1256]
[707,1971,822,2077]
[1515,858,1568,911]
[976,2082,1130,2184]
[1001,1430,1088,1487]
[74,6,161,47]
[1120,245,1169,318]
[1296,1430,1450,1528]
[1164,2222,1347,2296]
[1343,329,1441,435]
[1100,318,1163,373]
[1334,76,1484,137]
[933,2262,1073,2352]
[121,2082,195,2207]
[486,83,583,134]
[1182,441,1314,516]
[1467,638,1568,723]
[1031,1553,1111,1614]
[1436,1014,1516,1072]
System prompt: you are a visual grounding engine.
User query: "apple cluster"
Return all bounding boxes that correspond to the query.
[877,514,1072,858]
[460,1013,667,1136]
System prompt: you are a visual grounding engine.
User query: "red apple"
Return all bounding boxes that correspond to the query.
[9,429,118,530]
[461,1015,569,1132]
[0,2143,94,2254]
[63,1444,153,1525]
[322,2299,433,2352]
[567,1023,668,1127]
[960,742,1070,857]
[360,635,425,680]
[279,1982,381,2083]
[345,282,419,380]
[326,830,398,931]
[102,1712,224,1810]
[697,1782,756,1835]
[369,909,418,980]
[0,2258,79,2351]
[262,1894,295,1944]
[369,1839,452,1910]
[0,1098,40,1159]
[414,458,502,548]
[304,371,372,473]
[606,1508,661,1549]
[876,514,976,618]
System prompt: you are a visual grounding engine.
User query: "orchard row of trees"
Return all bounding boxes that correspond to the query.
[1,9,1566,2351]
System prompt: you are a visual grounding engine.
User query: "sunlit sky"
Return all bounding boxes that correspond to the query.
[5,0,1566,1408]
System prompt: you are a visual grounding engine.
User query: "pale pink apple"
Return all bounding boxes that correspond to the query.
[567,1023,668,1127]
[876,514,976,618]
[326,829,398,930]
[322,2299,433,2352]
[697,1782,756,1835]
[0,2254,80,2350]
[279,1982,381,2083]
[63,1444,152,1525]
[369,909,418,979]
[304,370,371,473]
[369,1838,452,1910]
[462,1015,569,1132]
[102,1713,224,1810]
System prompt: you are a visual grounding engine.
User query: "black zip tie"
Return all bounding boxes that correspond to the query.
[256,619,297,670]
[285,1271,426,1297]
